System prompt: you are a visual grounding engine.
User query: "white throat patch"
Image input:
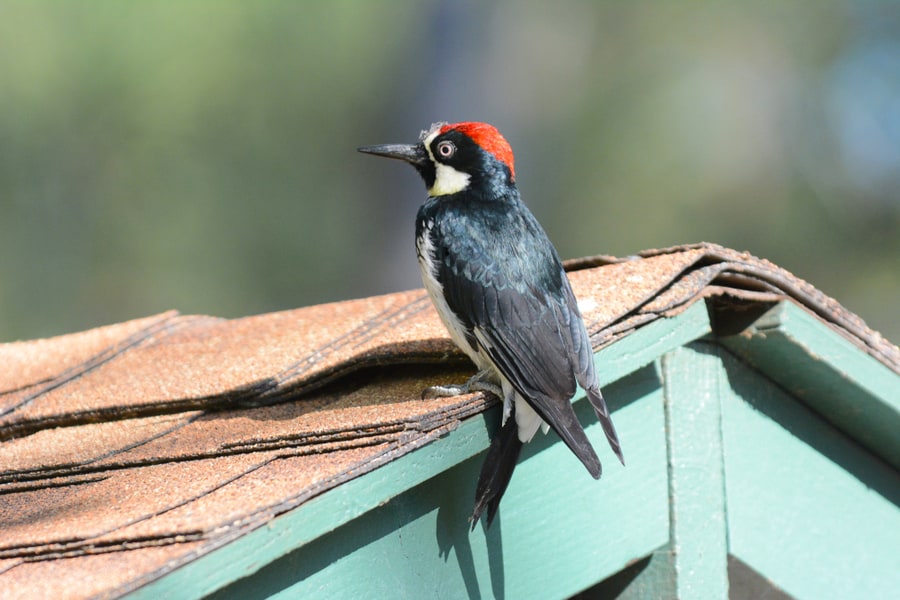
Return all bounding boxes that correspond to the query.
[423,129,471,196]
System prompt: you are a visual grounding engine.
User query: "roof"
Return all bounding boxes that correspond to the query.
[1,242,897,599]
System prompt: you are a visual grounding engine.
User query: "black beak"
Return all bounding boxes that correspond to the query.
[357,143,429,167]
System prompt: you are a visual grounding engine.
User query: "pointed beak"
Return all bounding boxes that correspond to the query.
[357,143,429,167]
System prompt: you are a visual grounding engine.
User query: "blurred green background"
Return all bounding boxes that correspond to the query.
[1,1,898,344]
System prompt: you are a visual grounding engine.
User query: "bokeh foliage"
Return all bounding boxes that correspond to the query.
[1,1,897,344]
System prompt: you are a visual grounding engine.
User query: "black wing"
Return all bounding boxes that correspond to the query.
[434,199,619,476]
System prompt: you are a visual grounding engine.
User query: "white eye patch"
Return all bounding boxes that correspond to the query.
[423,129,471,196]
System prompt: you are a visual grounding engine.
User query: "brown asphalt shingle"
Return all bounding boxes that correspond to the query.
[1,243,896,599]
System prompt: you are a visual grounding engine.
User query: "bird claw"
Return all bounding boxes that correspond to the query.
[421,369,502,400]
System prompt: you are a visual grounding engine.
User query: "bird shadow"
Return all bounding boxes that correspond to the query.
[434,418,508,600]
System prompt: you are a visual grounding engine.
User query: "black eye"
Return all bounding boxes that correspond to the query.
[436,140,456,159]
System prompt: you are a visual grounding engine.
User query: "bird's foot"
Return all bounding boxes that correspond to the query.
[422,369,502,400]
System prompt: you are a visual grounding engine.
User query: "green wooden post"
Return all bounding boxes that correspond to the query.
[661,343,730,598]
[596,342,730,600]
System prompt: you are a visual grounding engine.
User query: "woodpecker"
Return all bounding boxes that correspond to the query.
[359,122,623,528]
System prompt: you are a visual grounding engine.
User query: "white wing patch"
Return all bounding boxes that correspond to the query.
[475,328,549,443]
[514,393,550,442]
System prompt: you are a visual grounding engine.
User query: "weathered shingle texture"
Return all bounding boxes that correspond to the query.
[1,243,896,598]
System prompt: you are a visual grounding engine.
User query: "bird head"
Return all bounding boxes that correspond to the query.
[359,122,516,197]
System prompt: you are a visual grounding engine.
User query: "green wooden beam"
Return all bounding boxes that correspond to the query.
[206,367,668,600]
[720,301,900,468]
[128,303,712,599]
[719,349,900,599]
[594,300,713,389]
[127,403,494,600]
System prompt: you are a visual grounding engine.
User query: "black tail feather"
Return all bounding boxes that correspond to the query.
[537,395,603,479]
[470,414,523,530]
[586,385,625,465]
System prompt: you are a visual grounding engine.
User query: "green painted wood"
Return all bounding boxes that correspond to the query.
[128,304,712,600]
[210,365,670,600]
[718,350,900,600]
[720,301,900,467]
[594,300,712,389]
[127,408,495,600]
[660,343,729,599]
[127,298,898,599]
[583,549,675,599]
